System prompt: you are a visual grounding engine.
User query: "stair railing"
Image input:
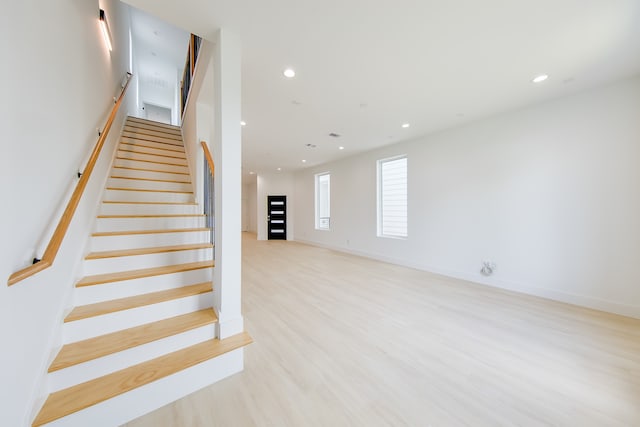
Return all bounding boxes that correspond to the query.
[8,72,133,286]
[180,34,203,118]
[201,141,215,256]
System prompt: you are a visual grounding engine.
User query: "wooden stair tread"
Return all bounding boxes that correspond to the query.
[76,261,214,287]
[119,141,185,154]
[126,116,181,129]
[96,214,204,219]
[51,309,217,371]
[105,187,193,194]
[33,332,252,426]
[101,201,196,205]
[66,282,212,322]
[122,128,183,141]
[123,124,182,136]
[92,227,209,237]
[112,165,189,176]
[110,175,191,184]
[86,243,212,260]
[118,148,187,160]
[115,156,187,167]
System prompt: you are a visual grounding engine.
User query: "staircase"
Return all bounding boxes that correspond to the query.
[33,117,252,426]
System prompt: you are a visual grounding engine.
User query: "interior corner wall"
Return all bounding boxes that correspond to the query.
[0,0,133,425]
[293,75,640,319]
[256,173,295,240]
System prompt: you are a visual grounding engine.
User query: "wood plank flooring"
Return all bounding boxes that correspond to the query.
[124,232,640,427]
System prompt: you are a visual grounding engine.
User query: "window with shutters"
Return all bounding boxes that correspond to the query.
[315,172,330,230]
[377,156,407,238]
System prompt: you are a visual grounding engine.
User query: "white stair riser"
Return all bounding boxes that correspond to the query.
[121,131,183,146]
[84,248,213,275]
[90,230,210,252]
[113,158,188,174]
[49,323,216,392]
[64,292,213,343]
[124,123,182,137]
[103,189,193,203]
[106,177,192,192]
[118,143,185,158]
[116,150,188,167]
[98,202,199,216]
[41,349,244,427]
[110,166,190,183]
[74,268,212,305]
[95,216,204,233]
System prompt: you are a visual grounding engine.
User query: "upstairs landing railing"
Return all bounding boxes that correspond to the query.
[201,141,215,256]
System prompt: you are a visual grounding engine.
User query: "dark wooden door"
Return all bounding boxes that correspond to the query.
[267,195,287,240]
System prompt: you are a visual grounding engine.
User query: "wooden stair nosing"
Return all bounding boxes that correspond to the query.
[120,134,184,148]
[105,187,193,195]
[119,141,185,154]
[126,116,181,129]
[51,309,217,372]
[123,123,182,136]
[97,214,205,219]
[33,332,253,426]
[110,175,192,185]
[86,243,212,260]
[117,147,187,161]
[75,260,214,287]
[101,201,197,206]
[115,156,187,168]
[65,282,213,322]
[122,127,183,141]
[121,132,184,146]
[92,228,209,237]
[112,165,190,176]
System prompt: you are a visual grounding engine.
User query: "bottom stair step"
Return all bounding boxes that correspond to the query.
[51,309,218,372]
[33,332,253,426]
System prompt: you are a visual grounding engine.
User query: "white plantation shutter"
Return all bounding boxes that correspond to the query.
[378,156,407,238]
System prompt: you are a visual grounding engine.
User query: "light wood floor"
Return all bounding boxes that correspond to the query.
[125,233,640,427]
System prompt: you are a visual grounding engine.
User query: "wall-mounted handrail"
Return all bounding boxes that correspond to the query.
[8,72,133,286]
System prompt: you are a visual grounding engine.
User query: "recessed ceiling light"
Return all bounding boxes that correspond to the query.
[277,167,282,171]
[240,121,246,126]
[283,68,296,78]
[402,123,410,128]
[302,159,307,163]
[532,74,548,83]
[249,171,255,175]
[338,146,345,150]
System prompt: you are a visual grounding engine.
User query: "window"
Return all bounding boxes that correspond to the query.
[377,156,407,238]
[315,172,330,230]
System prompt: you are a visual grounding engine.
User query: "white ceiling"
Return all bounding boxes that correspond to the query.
[124,0,640,176]
[129,6,189,94]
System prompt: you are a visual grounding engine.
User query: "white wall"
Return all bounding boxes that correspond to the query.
[257,173,295,240]
[0,0,132,424]
[242,177,257,233]
[294,75,640,319]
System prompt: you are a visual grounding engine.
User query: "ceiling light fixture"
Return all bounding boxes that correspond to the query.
[240,121,246,126]
[277,167,282,171]
[402,123,410,128]
[99,9,113,52]
[532,74,548,83]
[283,68,296,78]
[302,159,307,163]
[249,171,255,175]
[338,146,345,150]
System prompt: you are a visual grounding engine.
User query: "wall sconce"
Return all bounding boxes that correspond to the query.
[99,9,113,51]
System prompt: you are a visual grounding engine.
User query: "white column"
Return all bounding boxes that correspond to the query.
[212,29,243,339]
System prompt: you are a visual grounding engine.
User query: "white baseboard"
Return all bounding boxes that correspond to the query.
[294,238,640,320]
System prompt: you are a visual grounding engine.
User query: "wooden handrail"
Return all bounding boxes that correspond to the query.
[8,73,133,286]
[201,141,214,175]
